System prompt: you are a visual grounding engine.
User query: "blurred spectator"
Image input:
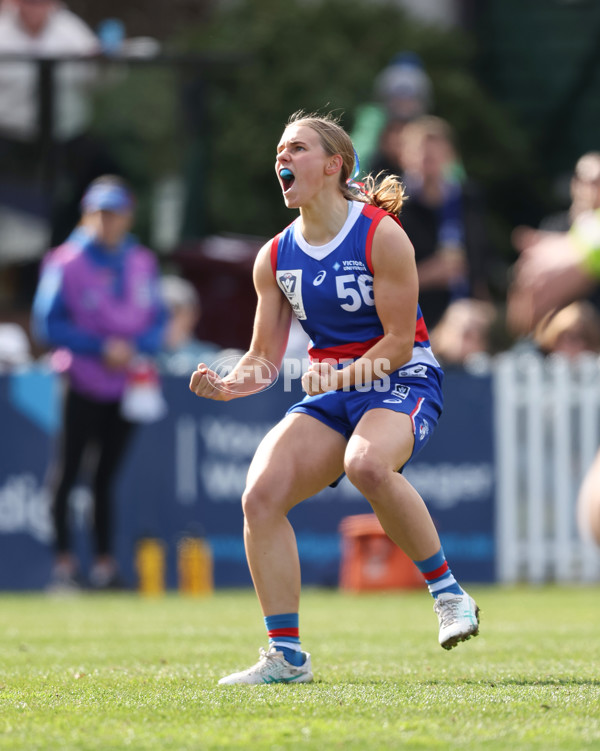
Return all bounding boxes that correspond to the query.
[508,208,600,549]
[369,117,407,180]
[0,0,119,273]
[0,321,32,370]
[508,208,600,334]
[157,274,220,375]
[533,301,600,358]
[430,298,498,369]
[397,115,494,328]
[375,52,433,121]
[0,0,99,146]
[511,152,600,317]
[512,152,600,249]
[540,152,600,233]
[351,52,432,175]
[31,175,167,592]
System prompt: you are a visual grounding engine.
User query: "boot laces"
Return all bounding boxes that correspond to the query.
[435,596,463,627]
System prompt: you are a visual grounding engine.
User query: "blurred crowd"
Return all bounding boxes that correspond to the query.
[0,9,597,378]
[351,52,600,370]
[0,31,598,375]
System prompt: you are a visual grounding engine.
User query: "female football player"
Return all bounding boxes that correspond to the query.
[190,112,480,684]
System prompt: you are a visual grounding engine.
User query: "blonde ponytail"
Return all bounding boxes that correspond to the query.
[347,172,406,215]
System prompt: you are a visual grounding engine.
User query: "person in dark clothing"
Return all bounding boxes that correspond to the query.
[392,116,494,329]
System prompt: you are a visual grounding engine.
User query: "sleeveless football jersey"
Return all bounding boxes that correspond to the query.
[271,200,440,371]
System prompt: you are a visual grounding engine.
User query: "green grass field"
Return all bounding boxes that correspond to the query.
[1,586,599,750]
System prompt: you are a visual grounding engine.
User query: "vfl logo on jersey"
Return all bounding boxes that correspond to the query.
[279,272,297,294]
[383,384,411,404]
[313,270,327,286]
[277,269,307,320]
[398,364,428,378]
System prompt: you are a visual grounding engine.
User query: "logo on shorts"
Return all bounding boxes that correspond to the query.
[398,364,428,378]
[419,419,430,441]
[383,384,411,404]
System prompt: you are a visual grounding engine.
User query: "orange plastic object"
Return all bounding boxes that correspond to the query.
[339,514,424,591]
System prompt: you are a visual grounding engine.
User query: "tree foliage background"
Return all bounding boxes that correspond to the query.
[178,0,541,251]
[88,0,545,265]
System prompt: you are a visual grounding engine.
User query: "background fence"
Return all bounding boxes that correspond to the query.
[495,352,600,584]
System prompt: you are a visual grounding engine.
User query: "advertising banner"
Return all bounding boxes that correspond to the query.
[0,368,495,589]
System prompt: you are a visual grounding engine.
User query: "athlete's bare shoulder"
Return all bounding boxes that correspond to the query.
[372,214,415,268]
[253,236,285,295]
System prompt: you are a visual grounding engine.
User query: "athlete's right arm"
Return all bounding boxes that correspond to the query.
[189,241,292,401]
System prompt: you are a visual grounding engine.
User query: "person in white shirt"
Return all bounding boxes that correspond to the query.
[0,0,99,142]
[0,2,116,264]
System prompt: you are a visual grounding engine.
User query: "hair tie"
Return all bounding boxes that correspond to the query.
[351,147,360,180]
[345,146,366,194]
[346,179,367,195]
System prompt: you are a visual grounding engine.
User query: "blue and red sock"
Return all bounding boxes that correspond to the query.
[414,548,464,599]
[264,612,304,666]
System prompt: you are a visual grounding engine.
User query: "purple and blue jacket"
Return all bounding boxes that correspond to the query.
[32,228,167,402]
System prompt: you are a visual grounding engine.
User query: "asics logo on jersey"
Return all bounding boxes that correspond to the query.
[313,270,327,286]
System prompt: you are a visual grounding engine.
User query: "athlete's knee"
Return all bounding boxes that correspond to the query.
[344,450,389,498]
[241,480,286,526]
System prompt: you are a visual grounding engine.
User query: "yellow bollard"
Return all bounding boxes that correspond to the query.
[135,538,166,596]
[177,536,213,596]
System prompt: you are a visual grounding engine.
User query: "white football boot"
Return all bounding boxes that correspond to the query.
[434,591,480,650]
[218,646,313,685]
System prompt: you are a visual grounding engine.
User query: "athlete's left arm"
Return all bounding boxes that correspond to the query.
[302,216,418,395]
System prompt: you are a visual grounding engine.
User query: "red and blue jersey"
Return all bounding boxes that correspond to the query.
[271,200,441,372]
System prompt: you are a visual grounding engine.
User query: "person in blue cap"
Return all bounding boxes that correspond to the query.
[190,112,480,685]
[32,175,168,591]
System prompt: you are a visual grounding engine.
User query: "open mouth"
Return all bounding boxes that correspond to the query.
[279,168,295,192]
